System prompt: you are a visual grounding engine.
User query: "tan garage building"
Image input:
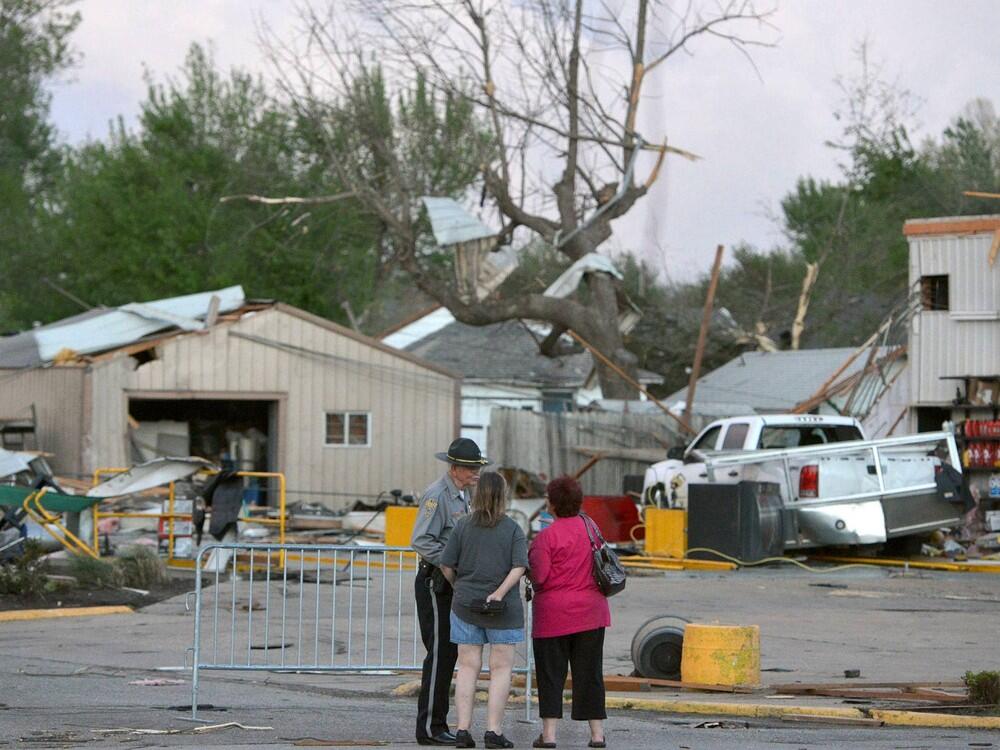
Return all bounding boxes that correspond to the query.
[0,287,460,508]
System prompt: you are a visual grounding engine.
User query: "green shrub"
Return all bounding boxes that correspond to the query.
[965,671,1000,706]
[0,540,54,597]
[68,554,124,589]
[115,545,167,588]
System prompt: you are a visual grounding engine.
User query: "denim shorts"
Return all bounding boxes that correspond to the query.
[450,610,524,645]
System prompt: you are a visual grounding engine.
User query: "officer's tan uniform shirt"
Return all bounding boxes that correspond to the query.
[410,473,470,566]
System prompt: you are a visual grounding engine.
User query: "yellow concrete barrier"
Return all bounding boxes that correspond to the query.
[384,506,419,548]
[680,623,760,686]
[0,605,133,622]
[644,508,686,559]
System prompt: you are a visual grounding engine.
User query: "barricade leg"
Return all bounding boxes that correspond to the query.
[523,598,534,723]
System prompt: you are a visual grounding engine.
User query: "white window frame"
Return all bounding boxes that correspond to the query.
[325,411,371,448]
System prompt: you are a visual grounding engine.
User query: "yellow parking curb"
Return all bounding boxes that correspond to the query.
[0,605,133,622]
[605,697,1000,729]
[606,697,865,721]
[872,709,1000,729]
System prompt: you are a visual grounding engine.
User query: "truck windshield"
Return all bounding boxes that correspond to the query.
[758,424,863,449]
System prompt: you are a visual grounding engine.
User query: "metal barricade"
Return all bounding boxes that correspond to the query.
[188,543,534,722]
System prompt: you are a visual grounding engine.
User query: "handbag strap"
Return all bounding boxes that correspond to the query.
[579,513,606,550]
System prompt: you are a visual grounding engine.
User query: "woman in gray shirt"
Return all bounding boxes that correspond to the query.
[441,472,528,749]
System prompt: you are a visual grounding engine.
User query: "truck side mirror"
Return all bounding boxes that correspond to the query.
[667,445,686,461]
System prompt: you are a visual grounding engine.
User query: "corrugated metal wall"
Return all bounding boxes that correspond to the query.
[0,366,87,476]
[87,307,458,508]
[909,231,1000,405]
[487,408,680,495]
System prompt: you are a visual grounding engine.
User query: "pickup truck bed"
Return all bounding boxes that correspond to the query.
[701,431,962,549]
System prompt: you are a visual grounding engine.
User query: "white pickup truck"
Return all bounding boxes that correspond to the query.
[643,414,963,550]
[642,414,866,508]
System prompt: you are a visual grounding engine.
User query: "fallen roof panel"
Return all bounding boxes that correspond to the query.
[0,286,246,367]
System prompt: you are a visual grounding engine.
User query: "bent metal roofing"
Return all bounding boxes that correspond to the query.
[0,286,246,368]
[666,347,881,413]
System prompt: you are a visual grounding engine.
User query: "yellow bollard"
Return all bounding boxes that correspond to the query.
[644,508,687,558]
[384,506,419,548]
[680,623,760,686]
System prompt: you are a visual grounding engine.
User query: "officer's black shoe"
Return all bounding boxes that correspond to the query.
[418,731,458,746]
[455,729,476,748]
[484,731,513,749]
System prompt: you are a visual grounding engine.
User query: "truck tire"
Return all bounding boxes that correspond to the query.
[630,615,687,680]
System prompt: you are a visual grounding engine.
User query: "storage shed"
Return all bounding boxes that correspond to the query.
[0,288,460,508]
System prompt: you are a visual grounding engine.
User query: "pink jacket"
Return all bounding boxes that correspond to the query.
[528,515,611,639]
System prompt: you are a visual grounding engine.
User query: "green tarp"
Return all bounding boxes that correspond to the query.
[0,485,102,514]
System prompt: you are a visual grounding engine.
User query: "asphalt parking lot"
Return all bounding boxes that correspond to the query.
[2,563,999,748]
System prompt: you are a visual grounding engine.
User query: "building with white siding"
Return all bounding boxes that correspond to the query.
[905,215,1000,432]
[0,289,460,508]
[382,308,660,449]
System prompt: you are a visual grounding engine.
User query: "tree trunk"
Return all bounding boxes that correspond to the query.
[585,273,640,399]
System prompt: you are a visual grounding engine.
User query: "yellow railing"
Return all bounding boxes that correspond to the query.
[22,488,100,559]
[90,468,286,568]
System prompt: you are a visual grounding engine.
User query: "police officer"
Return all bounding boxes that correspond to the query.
[412,438,490,746]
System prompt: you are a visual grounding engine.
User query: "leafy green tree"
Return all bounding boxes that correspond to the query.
[34,44,378,325]
[0,0,80,330]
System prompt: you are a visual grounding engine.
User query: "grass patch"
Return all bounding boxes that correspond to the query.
[965,670,1000,706]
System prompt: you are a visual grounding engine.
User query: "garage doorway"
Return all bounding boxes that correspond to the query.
[128,397,280,505]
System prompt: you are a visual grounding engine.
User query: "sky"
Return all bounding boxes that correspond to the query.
[48,0,1000,282]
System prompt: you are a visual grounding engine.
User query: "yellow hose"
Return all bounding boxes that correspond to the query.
[682,547,878,573]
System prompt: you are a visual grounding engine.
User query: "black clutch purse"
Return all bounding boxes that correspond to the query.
[470,598,507,616]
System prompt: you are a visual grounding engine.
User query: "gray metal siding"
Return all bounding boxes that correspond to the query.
[488,408,679,495]
[909,231,1000,405]
[0,367,87,476]
[86,308,458,507]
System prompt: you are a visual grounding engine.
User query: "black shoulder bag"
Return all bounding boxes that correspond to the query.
[580,513,626,597]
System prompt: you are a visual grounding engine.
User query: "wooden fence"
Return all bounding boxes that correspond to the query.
[487,408,681,496]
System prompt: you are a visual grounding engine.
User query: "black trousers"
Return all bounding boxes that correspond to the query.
[533,627,607,720]
[415,566,457,741]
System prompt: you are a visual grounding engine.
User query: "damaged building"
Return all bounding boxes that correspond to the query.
[0,287,460,508]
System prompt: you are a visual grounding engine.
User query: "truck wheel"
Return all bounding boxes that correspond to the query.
[630,614,688,680]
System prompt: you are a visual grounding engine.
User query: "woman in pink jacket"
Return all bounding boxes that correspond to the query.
[528,476,610,749]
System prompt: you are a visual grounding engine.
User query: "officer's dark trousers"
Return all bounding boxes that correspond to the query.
[415,566,457,741]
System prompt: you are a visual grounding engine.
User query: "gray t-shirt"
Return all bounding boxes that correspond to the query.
[440,515,529,629]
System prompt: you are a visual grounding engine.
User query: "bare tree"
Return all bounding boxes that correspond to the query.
[263,0,776,398]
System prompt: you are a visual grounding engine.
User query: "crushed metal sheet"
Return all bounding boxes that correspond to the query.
[0,286,246,367]
[693,720,750,729]
[421,197,495,246]
[86,456,215,498]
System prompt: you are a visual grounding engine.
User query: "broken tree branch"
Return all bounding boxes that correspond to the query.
[790,262,820,350]
[219,192,356,206]
[566,328,694,435]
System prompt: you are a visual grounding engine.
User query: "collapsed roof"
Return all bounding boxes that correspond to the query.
[0,286,246,368]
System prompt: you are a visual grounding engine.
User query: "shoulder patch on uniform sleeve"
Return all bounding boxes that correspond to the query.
[423,498,438,516]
